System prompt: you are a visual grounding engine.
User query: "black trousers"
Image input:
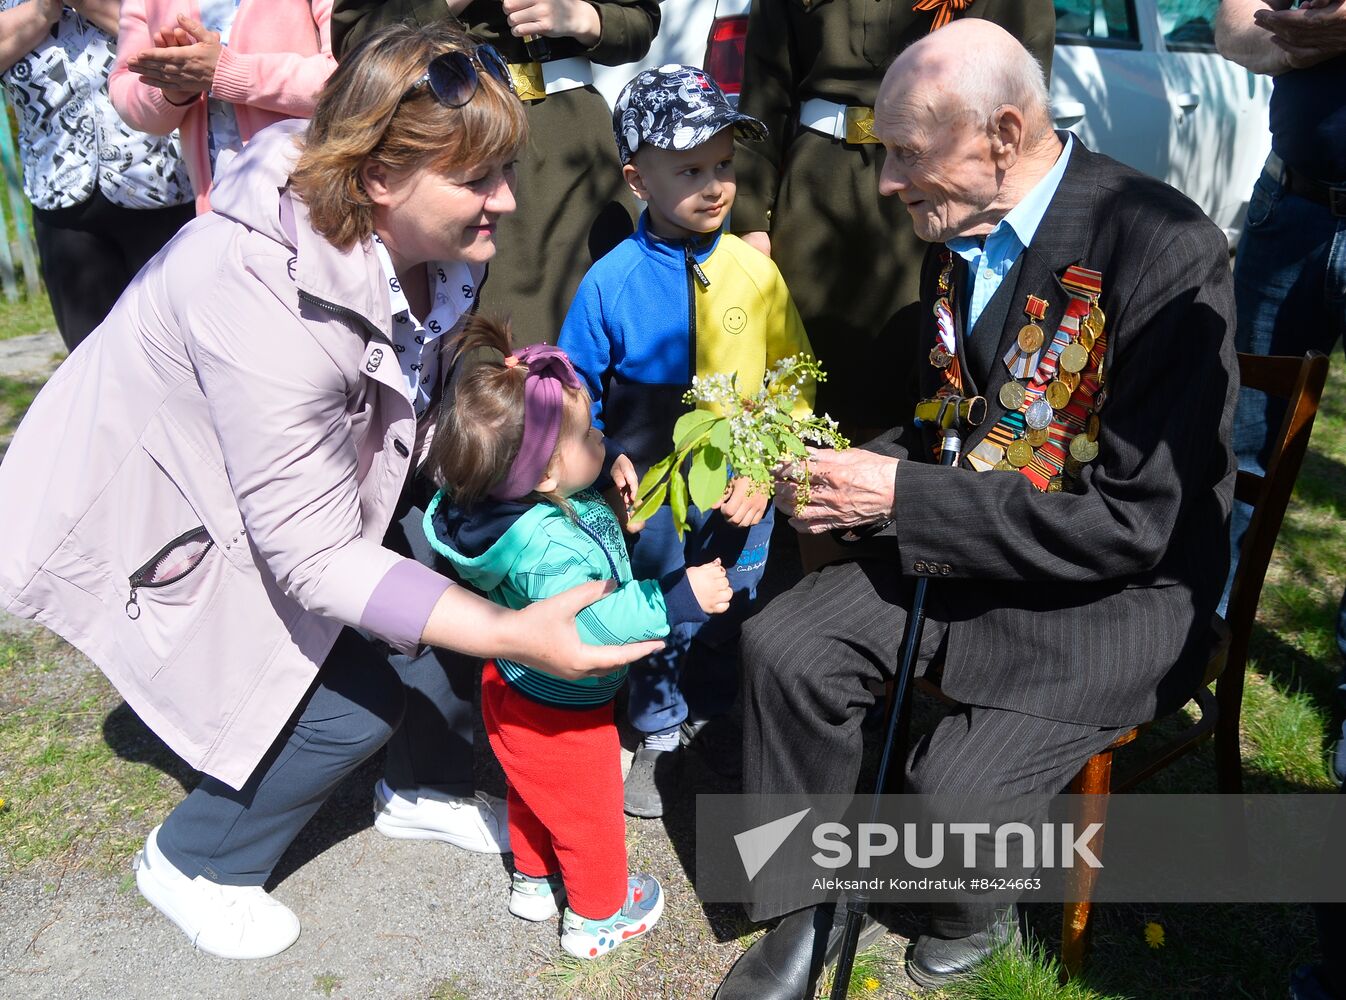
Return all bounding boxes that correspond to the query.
[740,557,1124,936]
[32,188,194,351]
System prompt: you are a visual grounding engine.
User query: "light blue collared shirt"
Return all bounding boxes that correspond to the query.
[947,135,1073,332]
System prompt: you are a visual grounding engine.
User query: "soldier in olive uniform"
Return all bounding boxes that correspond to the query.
[332,0,658,346]
[730,0,1056,434]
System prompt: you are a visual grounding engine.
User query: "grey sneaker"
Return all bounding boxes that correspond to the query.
[623,744,682,818]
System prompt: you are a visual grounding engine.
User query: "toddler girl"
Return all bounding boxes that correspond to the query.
[423,316,732,958]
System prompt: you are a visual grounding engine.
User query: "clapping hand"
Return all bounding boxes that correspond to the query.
[128,15,222,106]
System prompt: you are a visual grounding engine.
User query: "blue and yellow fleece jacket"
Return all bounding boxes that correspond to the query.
[558,213,816,474]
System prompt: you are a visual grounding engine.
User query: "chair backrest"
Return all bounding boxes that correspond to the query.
[1224,351,1331,666]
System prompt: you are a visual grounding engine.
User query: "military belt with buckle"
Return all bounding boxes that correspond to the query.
[506,55,593,104]
[799,97,880,145]
[1265,151,1346,219]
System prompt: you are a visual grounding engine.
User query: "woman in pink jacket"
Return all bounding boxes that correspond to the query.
[0,22,658,960]
[111,0,335,212]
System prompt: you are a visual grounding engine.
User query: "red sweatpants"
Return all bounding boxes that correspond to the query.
[481,661,628,919]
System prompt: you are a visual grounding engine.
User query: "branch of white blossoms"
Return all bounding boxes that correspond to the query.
[629,355,850,537]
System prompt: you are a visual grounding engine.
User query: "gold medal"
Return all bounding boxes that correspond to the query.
[993,459,1015,472]
[1007,439,1034,468]
[999,381,1026,411]
[1060,369,1081,391]
[1045,379,1072,410]
[1064,455,1084,476]
[1017,324,1045,353]
[1078,325,1097,352]
[1047,475,1065,493]
[1059,343,1088,373]
[1069,434,1100,463]
[1087,413,1101,442]
[929,344,952,369]
[1087,303,1106,332]
[1026,427,1050,448]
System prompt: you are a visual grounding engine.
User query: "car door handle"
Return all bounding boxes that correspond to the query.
[1174,92,1200,111]
[1052,100,1086,129]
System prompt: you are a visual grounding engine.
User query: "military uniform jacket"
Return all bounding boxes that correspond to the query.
[862,142,1238,728]
[728,0,1055,430]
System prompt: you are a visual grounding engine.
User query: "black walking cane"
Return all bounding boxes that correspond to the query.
[830,393,985,999]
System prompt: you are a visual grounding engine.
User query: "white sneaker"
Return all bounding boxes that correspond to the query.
[133,825,300,960]
[371,779,510,854]
[509,871,567,921]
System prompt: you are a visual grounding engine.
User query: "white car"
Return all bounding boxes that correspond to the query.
[591,0,1272,249]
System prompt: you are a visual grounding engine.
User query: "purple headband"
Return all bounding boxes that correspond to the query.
[489,344,583,501]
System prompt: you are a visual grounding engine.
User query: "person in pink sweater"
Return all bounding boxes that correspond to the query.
[110,0,334,213]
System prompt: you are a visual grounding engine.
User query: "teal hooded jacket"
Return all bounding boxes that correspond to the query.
[424,488,705,708]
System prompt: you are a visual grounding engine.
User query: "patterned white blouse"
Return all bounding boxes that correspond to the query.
[0,1,192,211]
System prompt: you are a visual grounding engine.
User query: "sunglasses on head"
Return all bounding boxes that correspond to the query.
[403,44,514,108]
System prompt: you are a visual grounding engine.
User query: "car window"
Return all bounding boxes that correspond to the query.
[1157,0,1218,50]
[1055,0,1140,46]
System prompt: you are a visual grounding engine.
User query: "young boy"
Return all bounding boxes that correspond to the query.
[558,65,815,818]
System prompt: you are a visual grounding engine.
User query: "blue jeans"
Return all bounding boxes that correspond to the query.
[624,502,774,736]
[1227,167,1346,776]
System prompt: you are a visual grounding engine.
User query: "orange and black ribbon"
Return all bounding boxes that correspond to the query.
[913,0,972,32]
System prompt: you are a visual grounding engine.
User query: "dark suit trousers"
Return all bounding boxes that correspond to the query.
[741,557,1125,935]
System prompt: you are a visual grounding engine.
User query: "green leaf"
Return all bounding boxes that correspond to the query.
[629,479,668,524]
[688,445,728,511]
[709,419,732,453]
[673,409,719,450]
[635,452,676,502]
[783,434,807,457]
[669,468,690,539]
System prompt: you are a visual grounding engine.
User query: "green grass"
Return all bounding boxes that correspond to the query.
[936,942,1132,1000]
[0,288,54,341]
[0,628,191,874]
[535,944,644,998]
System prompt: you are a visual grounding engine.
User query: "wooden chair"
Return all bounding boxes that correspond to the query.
[887,351,1331,977]
[1055,349,1330,975]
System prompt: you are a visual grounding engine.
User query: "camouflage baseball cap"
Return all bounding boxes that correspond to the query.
[612,64,767,165]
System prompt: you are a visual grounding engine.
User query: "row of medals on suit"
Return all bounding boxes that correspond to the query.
[927,255,1105,493]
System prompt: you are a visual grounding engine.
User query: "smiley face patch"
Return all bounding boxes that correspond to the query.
[723,307,747,335]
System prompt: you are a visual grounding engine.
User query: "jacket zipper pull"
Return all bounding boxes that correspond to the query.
[684,243,710,289]
[125,587,140,620]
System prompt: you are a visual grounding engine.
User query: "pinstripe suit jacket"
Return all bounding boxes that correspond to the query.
[862,141,1238,728]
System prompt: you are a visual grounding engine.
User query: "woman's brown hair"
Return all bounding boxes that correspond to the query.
[290,22,528,250]
[430,315,591,509]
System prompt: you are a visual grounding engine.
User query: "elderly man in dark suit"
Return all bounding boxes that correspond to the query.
[715,18,1238,998]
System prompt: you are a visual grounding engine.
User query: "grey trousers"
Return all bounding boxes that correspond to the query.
[740,557,1124,936]
[156,489,478,885]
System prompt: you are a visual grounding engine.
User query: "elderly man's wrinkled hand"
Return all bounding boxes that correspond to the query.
[774,447,899,534]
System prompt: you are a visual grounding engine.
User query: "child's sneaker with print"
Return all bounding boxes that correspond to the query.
[509,871,566,921]
[560,873,664,959]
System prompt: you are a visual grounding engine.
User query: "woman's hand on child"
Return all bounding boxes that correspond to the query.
[713,476,769,527]
[509,580,666,677]
[687,558,733,615]
[608,453,647,534]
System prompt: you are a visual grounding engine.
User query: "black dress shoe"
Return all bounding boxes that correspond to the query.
[906,908,1019,989]
[715,905,887,1000]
